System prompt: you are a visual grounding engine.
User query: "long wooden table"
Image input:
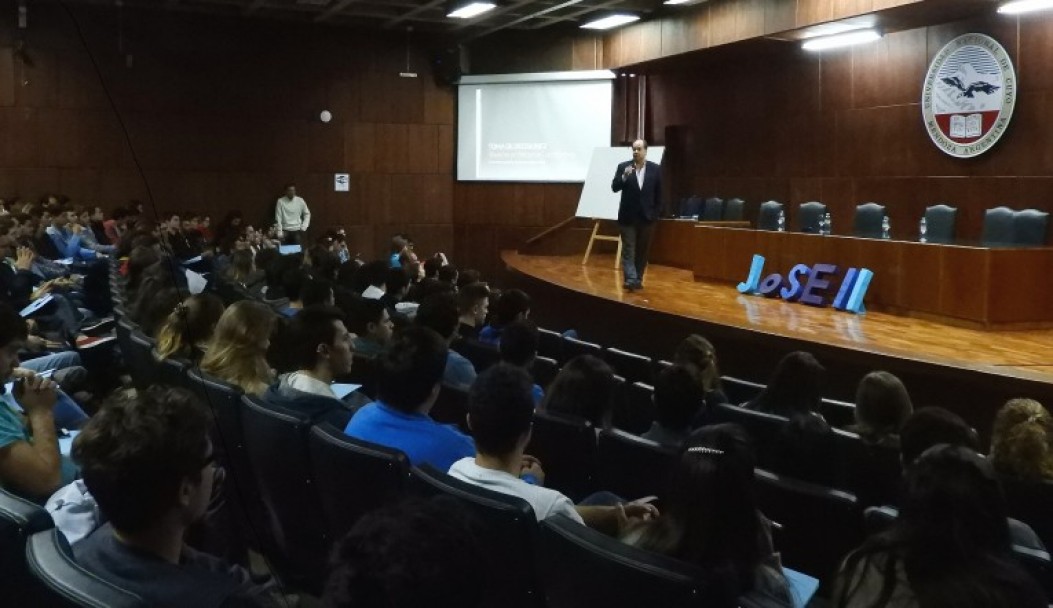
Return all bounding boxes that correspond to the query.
[650,221,1053,328]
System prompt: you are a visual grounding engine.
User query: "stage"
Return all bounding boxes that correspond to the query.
[502,251,1053,439]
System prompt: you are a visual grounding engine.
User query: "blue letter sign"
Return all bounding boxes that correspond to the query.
[735,255,872,315]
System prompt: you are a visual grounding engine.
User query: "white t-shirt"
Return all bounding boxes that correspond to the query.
[448,457,583,524]
[361,285,384,300]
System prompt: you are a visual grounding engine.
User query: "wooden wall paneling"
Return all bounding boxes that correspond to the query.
[572,35,604,71]
[899,241,943,314]
[373,123,410,173]
[423,87,454,125]
[938,246,989,322]
[307,121,347,173]
[763,0,796,33]
[0,50,16,108]
[987,249,1053,324]
[345,123,378,173]
[850,27,928,109]
[404,124,440,174]
[794,0,836,28]
[57,169,101,204]
[1018,12,1053,94]
[357,174,392,226]
[390,174,453,225]
[833,0,875,20]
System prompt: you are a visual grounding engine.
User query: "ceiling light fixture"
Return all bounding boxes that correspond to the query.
[447,2,496,19]
[801,29,882,51]
[581,14,640,30]
[998,0,1053,14]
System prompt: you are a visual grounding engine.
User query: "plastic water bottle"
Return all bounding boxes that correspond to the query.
[919,216,928,243]
[881,216,891,240]
[777,210,785,232]
[824,212,832,235]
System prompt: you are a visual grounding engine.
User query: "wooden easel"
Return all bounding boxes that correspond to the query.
[581,220,622,268]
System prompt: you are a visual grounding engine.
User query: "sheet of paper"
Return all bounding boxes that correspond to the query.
[20,294,54,317]
[185,269,208,295]
[59,430,81,457]
[181,255,204,266]
[331,383,362,400]
[279,244,302,255]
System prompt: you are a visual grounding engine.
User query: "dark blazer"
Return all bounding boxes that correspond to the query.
[611,159,662,226]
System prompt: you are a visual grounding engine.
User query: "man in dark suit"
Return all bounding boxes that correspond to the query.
[611,139,662,292]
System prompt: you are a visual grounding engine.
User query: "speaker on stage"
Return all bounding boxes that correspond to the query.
[431,46,464,87]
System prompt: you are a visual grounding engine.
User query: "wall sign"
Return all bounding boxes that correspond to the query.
[737,254,874,315]
[334,173,350,192]
[922,33,1016,159]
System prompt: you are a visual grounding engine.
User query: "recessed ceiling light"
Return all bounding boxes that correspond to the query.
[581,14,640,30]
[447,2,496,19]
[998,0,1053,14]
[802,29,882,51]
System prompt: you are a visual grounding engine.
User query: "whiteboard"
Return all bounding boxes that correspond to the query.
[575,146,665,220]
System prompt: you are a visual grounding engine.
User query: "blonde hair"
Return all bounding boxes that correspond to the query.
[200,300,275,396]
[155,294,224,362]
[990,399,1053,482]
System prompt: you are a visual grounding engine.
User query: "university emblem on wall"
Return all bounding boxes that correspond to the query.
[922,33,1017,158]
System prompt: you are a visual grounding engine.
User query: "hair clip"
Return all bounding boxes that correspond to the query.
[687,446,724,456]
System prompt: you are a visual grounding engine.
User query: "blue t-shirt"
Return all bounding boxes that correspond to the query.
[0,392,78,496]
[344,401,475,472]
[477,325,502,347]
[532,384,544,406]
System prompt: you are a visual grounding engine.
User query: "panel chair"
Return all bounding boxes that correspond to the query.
[982,206,1016,247]
[240,395,329,594]
[538,514,720,608]
[923,204,958,244]
[307,423,409,548]
[678,195,703,218]
[797,201,828,234]
[604,347,653,385]
[723,197,745,221]
[1013,208,1051,246]
[26,528,145,607]
[757,201,784,231]
[700,197,724,221]
[853,203,887,239]
[409,465,544,608]
[594,429,677,500]
[1,488,55,606]
[527,410,597,501]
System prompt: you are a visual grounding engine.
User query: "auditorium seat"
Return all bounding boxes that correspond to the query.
[982,206,1016,247]
[923,204,958,244]
[561,336,602,362]
[430,385,470,432]
[754,468,864,584]
[530,355,560,391]
[123,328,159,392]
[26,528,144,607]
[536,327,564,363]
[1013,208,1050,246]
[678,195,703,218]
[723,197,745,221]
[819,397,857,429]
[594,429,677,500]
[612,380,655,435]
[701,197,724,221]
[720,375,764,405]
[453,338,501,372]
[758,201,784,231]
[853,203,887,239]
[307,422,409,547]
[653,358,673,379]
[240,395,329,594]
[0,487,55,605]
[604,347,653,385]
[830,428,902,508]
[156,356,187,389]
[797,201,827,234]
[408,465,543,608]
[528,410,597,501]
[1001,477,1053,549]
[537,514,720,608]
[342,353,379,399]
[709,403,788,469]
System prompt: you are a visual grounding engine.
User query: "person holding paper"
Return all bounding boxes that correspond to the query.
[275,184,311,246]
[611,139,662,292]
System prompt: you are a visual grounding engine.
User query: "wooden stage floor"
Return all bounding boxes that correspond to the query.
[503,251,1053,385]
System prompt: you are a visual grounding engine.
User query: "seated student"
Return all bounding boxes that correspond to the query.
[103,207,129,245]
[456,269,482,291]
[154,294,225,364]
[223,249,265,299]
[44,205,97,261]
[0,303,77,501]
[478,288,530,347]
[498,320,544,405]
[415,293,476,391]
[301,276,334,308]
[989,398,1053,484]
[324,497,483,608]
[388,234,409,269]
[380,267,411,314]
[264,306,359,428]
[359,260,389,300]
[643,364,707,449]
[71,387,279,607]
[456,282,490,341]
[850,371,914,449]
[200,300,277,397]
[349,297,394,358]
[344,326,475,471]
[673,334,729,413]
[622,424,793,607]
[437,263,458,288]
[278,268,308,317]
[834,444,1047,608]
[541,354,617,430]
[745,351,825,419]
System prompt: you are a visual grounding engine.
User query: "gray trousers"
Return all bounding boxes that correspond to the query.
[618,222,654,286]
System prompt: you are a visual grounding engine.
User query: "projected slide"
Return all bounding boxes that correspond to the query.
[457,74,613,182]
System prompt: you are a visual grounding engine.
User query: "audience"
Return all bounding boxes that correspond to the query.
[348,297,393,357]
[673,334,728,409]
[154,294,225,363]
[416,292,476,391]
[343,326,474,471]
[989,398,1053,483]
[279,268,308,316]
[200,300,277,397]
[301,276,334,308]
[264,306,358,428]
[745,351,825,419]
[621,424,793,607]
[643,364,707,449]
[456,282,490,340]
[834,444,1046,608]
[541,354,616,429]
[72,387,279,607]
[498,320,544,405]
[359,260,388,300]
[851,371,914,448]
[478,288,531,347]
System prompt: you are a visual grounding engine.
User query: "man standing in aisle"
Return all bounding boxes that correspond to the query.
[275,184,311,246]
[611,139,661,292]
